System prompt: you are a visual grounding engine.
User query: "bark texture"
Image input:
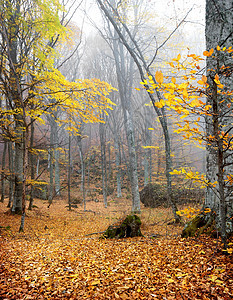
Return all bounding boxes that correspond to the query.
[205,0,233,244]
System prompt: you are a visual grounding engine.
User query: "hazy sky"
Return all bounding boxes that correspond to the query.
[74,0,205,33]
[72,0,205,55]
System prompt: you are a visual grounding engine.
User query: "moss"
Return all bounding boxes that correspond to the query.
[181,213,216,238]
[101,214,142,239]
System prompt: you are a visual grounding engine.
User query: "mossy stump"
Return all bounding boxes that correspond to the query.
[102,215,142,239]
[182,213,216,238]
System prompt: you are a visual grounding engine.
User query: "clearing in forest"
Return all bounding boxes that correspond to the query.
[0,198,232,300]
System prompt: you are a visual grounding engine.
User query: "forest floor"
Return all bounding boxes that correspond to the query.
[0,195,232,300]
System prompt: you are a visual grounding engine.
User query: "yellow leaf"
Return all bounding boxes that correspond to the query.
[155,71,163,84]
[171,77,176,84]
[91,280,100,286]
[209,48,214,56]
[197,80,204,85]
[215,74,219,81]
[202,75,207,83]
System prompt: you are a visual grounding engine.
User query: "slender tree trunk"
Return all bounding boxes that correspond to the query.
[77,134,86,211]
[1,141,7,203]
[7,141,14,208]
[99,121,107,208]
[28,120,35,210]
[19,126,29,232]
[48,129,54,206]
[120,135,130,189]
[112,35,140,213]
[68,132,71,211]
[12,117,24,214]
[108,142,112,183]
[114,133,122,197]
[87,156,91,194]
[36,158,39,177]
[144,106,152,186]
[54,121,60,196]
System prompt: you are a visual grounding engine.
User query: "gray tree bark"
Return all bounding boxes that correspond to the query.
[76,131,86,211]
[114,133,122,198]
[97,0,181,218]
[205,0,233,246]
[113,41,141,212]
[68,131,72,211]
[99,120,108,208]
[12,117,24,214]
[48,126,54,206]
[143,106,153,186]
[28,120,35,210]
[7,141,14,208]
[0,141,7,203]
[54,120,61,196]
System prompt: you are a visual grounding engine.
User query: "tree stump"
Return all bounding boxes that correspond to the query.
[181,212,216,238]
[102,215,142,239]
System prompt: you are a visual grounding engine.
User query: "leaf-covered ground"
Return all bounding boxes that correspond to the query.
[0,198,232,299]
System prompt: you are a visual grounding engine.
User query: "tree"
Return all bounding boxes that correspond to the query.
[96,0,183,220]
[143,49,233,247]
[205,0,233,247]
[0,0,115,231]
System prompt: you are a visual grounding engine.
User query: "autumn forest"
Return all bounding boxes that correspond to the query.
[0,0,233,299]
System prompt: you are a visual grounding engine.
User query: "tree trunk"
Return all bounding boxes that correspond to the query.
[184,0,233,244]
[114,134,122,198]
[205,0,233,245]
[68,132,71,211]
[96,0,181,216]
[7,141,14,208]
[19,127,29,232]
[12,117,24,214]
[99,121,108,208]
[1,141,7,203]
[112,33,140,213]
[48,129,54,206]
[143,106,152,186]
[54,120,60,196]
[108,142,112,183]
[77,134,86,211]
[28,120,35,210]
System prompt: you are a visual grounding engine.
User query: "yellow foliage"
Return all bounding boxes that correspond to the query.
[155,71,163,84]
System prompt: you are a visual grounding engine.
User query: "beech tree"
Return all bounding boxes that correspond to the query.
[96,0,185,220]
[0,0,115,231]
[205,0,233,246]
[142,0,233,247]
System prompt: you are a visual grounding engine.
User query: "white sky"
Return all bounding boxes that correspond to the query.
[74,1,205,32]
[72,0,206,55]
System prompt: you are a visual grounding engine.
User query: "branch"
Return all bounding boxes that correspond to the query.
[148,6,194,68]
